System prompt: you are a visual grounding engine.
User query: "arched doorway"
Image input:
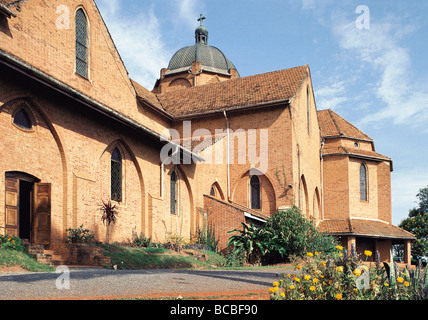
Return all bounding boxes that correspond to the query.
[4,172,51,245]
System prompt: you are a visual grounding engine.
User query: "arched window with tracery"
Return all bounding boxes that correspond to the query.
[111,147,122,202]
[170,171,178,215]
[75,8,89,78]
[360,163,368,201]
[250,175,261,210]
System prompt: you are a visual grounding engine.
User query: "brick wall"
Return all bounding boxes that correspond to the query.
[204,195,246,251]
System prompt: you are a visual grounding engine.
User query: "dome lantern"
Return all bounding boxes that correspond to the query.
[195,14,208,44]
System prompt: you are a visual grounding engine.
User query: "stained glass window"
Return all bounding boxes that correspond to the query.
[170,171,178,215]
[360,163,368,201]
[13,108,32,130]
[75,9,88,78]
[111,147,122,202]
[250,175,261,210]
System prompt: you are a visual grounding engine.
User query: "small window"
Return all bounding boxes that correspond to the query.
[360,163,368,201]
[210,186,216,197]
[250,175,261,210]
[354,142,360,148]
[75,8,89,78]
[170,171,178,215]
[111,147,122,202]
[13,108,32,130]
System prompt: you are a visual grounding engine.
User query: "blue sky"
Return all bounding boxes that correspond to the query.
[95,0,428,225]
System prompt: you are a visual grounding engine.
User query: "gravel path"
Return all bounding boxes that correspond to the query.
[0,267,290,300]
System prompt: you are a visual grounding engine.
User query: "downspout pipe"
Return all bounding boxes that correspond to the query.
[320,138,325,221]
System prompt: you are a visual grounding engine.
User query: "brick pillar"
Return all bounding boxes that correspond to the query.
[347,236,356,252]
[404,240,412,265]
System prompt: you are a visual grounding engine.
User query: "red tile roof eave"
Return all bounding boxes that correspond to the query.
[322,151,393,171]
[0,3,16,17]
[324,231,415,241]
[172,98,291,120]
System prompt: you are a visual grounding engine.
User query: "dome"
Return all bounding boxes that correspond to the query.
[167,44,238,75]
[166,15,239,77]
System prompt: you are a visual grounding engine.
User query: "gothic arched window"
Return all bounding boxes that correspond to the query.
[170,171,178,215]
[360,163,368,201]
[250,175,261,210]
[75,8,89,78]
[13,108,32,130]
[111,147,122,202]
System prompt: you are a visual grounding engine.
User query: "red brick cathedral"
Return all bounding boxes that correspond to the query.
[0,1,414,264]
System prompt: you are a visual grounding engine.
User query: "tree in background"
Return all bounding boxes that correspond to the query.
[399,186,428,262]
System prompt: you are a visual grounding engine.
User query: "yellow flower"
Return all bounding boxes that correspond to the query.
[336,294,343,300]
[315,251,319,255]
[289,285,295,290]
[384,283,389,287]
[273,282,279,287]
[296,265,302,270]
[404,281,410,287]
[336,245,343,251]
[353,289,358,293]
[286,274,291,278]
[397,277,404,284]
[337,266,344,272]
[269,287,279,293]
[309,286,316,291]
[304,275,311,281]
[364,250,373,257]
[321,261,326,267]
[307,252,314,257]
[280,292,285,297]
[353,269,362,276]
[293,277,301,283]
[313,278,319,284]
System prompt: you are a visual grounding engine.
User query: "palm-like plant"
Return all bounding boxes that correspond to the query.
[100,199,119,249]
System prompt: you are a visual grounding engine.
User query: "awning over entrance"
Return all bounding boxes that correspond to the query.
[319,218,416,240]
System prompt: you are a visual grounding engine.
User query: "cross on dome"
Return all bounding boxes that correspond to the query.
[198,14,206,26]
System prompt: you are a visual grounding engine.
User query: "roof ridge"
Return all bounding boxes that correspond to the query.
[329,109,373,141]
[157,65,309,98]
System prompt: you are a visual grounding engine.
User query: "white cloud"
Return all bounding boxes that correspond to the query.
[332,16,428,129]
[391,169,428,224]
[315,77,348,110]
[96,0,172,89]
[172,0,202,29]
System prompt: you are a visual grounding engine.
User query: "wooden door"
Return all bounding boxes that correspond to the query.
[32,183,51,245]
[5,177,19,236]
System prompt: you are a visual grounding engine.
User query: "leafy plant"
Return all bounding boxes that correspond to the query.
[270,246,428,300]
[164,233,185,252]
[193,225,219,253]
[66,225,95,244]
[132,232,153,248]
[0,235,25,252]
[227,207,338,266]
[100,199,120,248]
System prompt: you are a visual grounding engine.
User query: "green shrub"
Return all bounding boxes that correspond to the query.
[66,225,95,244]
[0,235,25,252]
[194,225,219,253]
[227,207,338,265]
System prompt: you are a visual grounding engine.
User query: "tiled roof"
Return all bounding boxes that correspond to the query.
[0,0,15,6]
[319,219,415,240]
[131,80,164,111]
[322,146,391,162]
[318,109,372,141]
[153,65,309,118]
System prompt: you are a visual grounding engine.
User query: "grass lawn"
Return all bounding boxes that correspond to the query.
[103,245,227,270]
[0,249,55,273]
